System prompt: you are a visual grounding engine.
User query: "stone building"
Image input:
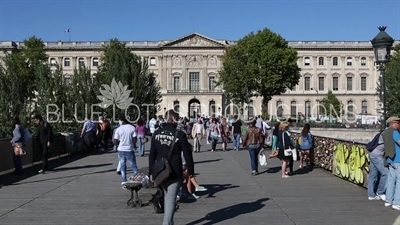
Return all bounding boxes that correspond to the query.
[1,33,397,120]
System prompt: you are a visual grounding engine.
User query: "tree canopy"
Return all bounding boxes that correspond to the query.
[217,28,301,105]
[95,39,162,121]
[0,37,162,138]
[319,90,343,118]
[381,44,400,117]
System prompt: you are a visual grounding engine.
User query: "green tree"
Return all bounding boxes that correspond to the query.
[65,66,100,125]
[378,44,400,117]
[217,28,301,107]
[95,39,161,121]
[319,90,344,119]
[0,36,46,136]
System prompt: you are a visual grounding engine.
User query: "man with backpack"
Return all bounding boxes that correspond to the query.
[366,127,387,202]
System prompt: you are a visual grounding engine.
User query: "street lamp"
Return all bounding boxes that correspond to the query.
[311,88,320,121]
[371,26,394,131]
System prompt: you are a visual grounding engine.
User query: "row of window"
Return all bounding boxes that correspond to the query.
[276,100,369,118]
[303,56,368,67]
[173,72,216,91]
[51,57,157,67]
[302,76,367,91]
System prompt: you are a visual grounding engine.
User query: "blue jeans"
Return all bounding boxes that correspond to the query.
[118,151,138,182]
[13,150,22,171]
[162,180,181,225]
[137,135,145,156]
[233,133,241,150]
[248,146,261,172]
[367,154,388,197]
[386,162,400,205]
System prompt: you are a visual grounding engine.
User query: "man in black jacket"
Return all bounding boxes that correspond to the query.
[34,115,53,174]
[149,110,194,225]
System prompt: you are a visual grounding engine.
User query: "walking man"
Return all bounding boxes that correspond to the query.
[114,115,139,188]
[149,109,194,225]
[34,115,53,174]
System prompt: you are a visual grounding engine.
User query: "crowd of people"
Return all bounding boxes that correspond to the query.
[9,110,400,225]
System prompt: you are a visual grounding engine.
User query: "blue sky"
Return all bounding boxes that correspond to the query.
[0,0,399,42]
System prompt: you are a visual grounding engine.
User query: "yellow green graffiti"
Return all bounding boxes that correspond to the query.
[334,143,369,185]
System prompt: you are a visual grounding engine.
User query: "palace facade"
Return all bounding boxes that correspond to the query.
[1,33,398,119]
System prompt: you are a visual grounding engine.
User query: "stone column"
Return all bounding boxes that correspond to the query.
[354,56,360,90]
[202,55,208,90]
[340,56,346,90]
[312,56,317,89]
[326,56,332,90]
[182,55,187,90]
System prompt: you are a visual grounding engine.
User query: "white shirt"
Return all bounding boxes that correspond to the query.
[114,124,137,152]
[196,123,202,133]
[149,119,157,134]
[263,121,270,134]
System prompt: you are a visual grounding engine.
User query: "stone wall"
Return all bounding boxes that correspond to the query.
[290,128,378,143]
[0,132,81,173]
[291,132,370,188]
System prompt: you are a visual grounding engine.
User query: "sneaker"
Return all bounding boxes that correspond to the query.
[385,202,392,207]
[195,186,207,192]
[392,205,400,210]
[121,182,128,191]
[38,170,45,174]
[251,171,258,176]
[368,196,381,200]
[190,193,200,199]
[378,194,386,201]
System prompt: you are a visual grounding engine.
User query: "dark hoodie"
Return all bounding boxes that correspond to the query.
[149,123,194,181]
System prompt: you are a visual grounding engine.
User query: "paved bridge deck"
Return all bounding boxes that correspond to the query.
[0,141,398,225]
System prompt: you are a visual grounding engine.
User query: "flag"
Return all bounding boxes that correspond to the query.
[64,29,69,33]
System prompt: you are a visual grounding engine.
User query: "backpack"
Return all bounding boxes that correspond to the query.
[366,132,383,152]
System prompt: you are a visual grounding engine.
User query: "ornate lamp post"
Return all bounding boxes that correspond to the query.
[371,26,394,131]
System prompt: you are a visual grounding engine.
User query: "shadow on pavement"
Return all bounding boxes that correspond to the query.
[0,150,109,186]
[186,198,269,225]
[196,184,240,198]
[194,159,222,165]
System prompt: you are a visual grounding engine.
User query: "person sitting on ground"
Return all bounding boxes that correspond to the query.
[181,151,207,200]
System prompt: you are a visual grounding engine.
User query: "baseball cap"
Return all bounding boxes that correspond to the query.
[386,116,400,124]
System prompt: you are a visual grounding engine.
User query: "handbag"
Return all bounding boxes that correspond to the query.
[153,130,179,188]
[14,143,26,156]
[282,132,293,156]
[258,151,268,166]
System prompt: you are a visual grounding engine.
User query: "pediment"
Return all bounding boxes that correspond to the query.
[162,33,227,47]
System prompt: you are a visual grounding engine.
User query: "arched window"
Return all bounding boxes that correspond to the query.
[291,101,297,117]
[247,102,254,119]
[50,58,57,66]
[332,57,338,66]
[150,57,156,66]
[276,101,283,117]
[173,101,180,113]
[78,58,85,67]
[64,58,70,67]
[305,101,311,119]
[209,101,216,117]
[318,57,324,66]
[347,101,354,119]
[346,57,353,66]
[362,100,368,114]
[304,57,310,66]
[92,58,99,67]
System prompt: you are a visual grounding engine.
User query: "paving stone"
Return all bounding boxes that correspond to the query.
[0,140,398,225]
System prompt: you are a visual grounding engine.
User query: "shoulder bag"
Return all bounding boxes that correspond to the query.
[282,132,293,157]
[153,130,179,188]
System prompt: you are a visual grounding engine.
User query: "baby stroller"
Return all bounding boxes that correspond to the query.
[122,173,150,208]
